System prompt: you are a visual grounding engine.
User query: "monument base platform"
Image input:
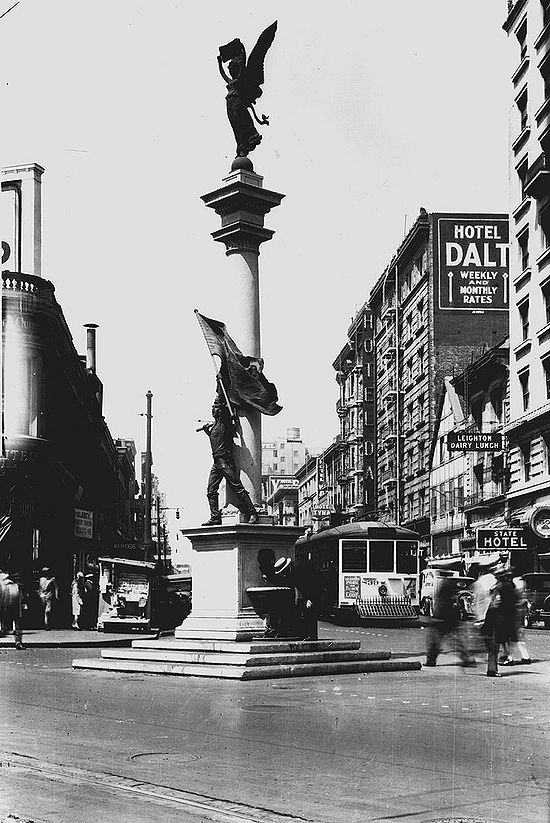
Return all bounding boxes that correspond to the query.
[73,637,422,680]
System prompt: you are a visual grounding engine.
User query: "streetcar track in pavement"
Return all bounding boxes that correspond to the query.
[1,751,312,823]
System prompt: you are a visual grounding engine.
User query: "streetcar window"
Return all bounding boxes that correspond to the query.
[341,541,367,572]
[396,541,418,574]
[369,541,394,572]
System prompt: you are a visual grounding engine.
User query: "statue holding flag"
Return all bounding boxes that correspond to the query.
[195,310,282,526]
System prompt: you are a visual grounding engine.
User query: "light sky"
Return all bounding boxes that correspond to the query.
[1,1,512,550]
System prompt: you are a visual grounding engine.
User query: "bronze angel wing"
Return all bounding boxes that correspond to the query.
[240,21,277,107]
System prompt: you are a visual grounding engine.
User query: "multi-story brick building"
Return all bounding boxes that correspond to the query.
[504,0,550,547]
[369,209,509,554]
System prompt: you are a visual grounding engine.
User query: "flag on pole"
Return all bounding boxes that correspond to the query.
[195,310,282,416]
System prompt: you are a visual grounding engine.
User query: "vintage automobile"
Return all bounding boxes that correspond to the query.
[419,568,474,620]
[523,573,550,628]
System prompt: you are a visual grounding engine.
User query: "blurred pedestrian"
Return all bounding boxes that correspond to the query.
[473,561,501,677]
[0,570,24,649]
[425,576,476,668]
[38,567,57,630]
[71,572,86,630]
[500,573,532,665]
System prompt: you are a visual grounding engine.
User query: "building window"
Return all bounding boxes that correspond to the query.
[540,205,550,250]
[419,488,426,517]
[519,370,530,411]
[489,388,503,423]
[518,228,529,271]
[544,360,550,400]
[406,359,413,385]
[519,299,530,340]
[541,54,550,101]
[516,18,527,60]
[418,441,425,471]
[417,346,424,376]
[471,396,483,430]
[405,313,413,340]
[406,403,413,430]
[417,298,424,325]
[418,393,425,424]
[516,87,528,132]
[517,158,528,202]
[520,441,531,482]
[544,282,550,326]
[406,493,414,521]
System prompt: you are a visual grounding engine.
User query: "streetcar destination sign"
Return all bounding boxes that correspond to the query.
[435,216,509,311]
[476,528,531,549]
[447,432,503,451]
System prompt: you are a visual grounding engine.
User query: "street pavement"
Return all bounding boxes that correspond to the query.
[0,620,548,823]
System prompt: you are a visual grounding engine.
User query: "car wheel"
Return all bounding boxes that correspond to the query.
[544,619,550,630]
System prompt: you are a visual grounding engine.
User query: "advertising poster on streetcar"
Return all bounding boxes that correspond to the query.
[434,215,509,311]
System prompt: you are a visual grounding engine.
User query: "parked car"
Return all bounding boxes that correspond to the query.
[420,568,474,620]
[522,573,550,628]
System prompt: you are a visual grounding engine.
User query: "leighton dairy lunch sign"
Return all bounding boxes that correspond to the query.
[436,216,509,311]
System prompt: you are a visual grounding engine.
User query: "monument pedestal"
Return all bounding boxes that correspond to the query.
[175,523,304,641]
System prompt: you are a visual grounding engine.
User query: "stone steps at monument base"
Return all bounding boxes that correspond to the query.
[73,655,421,680]
[98,647,391,666]
[131,638,362,654]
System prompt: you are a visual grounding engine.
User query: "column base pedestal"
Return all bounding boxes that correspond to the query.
[174,523,304,642]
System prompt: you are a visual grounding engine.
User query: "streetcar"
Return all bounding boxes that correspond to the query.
[295,521,420,623]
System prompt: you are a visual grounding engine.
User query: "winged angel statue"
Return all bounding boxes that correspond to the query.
[217,21,277,157]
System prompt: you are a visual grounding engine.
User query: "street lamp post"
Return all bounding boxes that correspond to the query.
[143,390,153,561]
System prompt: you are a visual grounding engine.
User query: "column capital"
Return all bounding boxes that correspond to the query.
[201,168,285,255]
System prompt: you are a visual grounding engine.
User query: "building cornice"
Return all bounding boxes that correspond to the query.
[503,0,528,34]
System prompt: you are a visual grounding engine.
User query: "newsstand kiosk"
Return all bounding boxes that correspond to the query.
[97,557,158,633]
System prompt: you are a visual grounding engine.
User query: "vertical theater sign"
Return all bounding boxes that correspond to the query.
[435,215,509,310]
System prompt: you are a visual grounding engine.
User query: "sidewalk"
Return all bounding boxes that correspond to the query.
[0,628,167,648]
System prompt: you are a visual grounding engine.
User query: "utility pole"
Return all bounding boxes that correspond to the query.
[143,390,153,560]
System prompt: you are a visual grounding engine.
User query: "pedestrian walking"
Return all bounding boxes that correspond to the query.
[472,560,501,677]
[500,573,532,665]
[425,575,476,668]
[0,570,24,649]
[38,567,57,630]
[71,572,86,630]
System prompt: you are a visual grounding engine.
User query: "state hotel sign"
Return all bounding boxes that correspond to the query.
[476,528,531,550]
[435,216,509,311]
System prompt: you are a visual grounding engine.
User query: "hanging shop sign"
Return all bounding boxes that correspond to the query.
[447,432,503,451]
[435,216,509,311]
[476,528,531,550]
[74,508,94,539]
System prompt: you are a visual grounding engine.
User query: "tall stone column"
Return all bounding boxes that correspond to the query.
[201,157,284,506]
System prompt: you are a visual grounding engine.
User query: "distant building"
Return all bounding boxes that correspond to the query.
[369,208,509,555]
[331,303,376,524]
[262,427,307,476]
[503,0,550,548]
